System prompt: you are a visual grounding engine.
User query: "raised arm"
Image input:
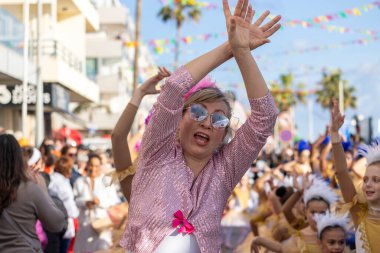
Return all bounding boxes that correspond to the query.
[184,0,281,88]
[223,0,280,99]
[282,173,309,225]
[111,68,170,201]
[217,0,280,189]
[330,100,359,224]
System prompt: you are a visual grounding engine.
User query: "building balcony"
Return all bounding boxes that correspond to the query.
[0,0,99,32]
[36,39,99,103]
[96,73,123,96]
[86,37,122,58]
[0,42,36,85]
[98,6,128,26]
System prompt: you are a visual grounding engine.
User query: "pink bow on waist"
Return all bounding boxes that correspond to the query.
[172,210,195,234]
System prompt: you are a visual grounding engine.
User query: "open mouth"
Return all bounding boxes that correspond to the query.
[194,132,210,146]
[366,191,375,197]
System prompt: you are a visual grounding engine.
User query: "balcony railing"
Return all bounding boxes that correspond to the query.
[29,39,83,74]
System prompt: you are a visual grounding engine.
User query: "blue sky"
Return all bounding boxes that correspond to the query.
[125,0,380,141]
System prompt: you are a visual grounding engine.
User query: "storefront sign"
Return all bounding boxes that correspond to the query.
[0,83,69,112]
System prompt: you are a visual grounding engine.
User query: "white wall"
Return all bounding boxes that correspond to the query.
[56,14,86,72]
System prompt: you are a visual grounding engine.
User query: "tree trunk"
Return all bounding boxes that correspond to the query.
[174,23,181,68]
[132,0,141,91]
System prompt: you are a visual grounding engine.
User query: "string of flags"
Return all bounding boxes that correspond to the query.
[158,0,380,22]
[280,1,380,25]
[125,1,380,54]
[158,0,218,9]
[124,33,379,59]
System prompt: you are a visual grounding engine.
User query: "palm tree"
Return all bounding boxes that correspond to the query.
[315,69,356,110]
[158,1,201,67]
[270,73,307,112]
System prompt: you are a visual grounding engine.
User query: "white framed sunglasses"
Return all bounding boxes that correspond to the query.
[187,103,230,129]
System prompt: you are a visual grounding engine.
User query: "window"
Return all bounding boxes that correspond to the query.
[86,58,98,81]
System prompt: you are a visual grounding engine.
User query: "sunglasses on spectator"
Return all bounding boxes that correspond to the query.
[67,153,77,157]
[187,103,230,129]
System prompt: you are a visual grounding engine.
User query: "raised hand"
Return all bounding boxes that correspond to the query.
[292,172,311,193]
[138,67,171,96]
[249,11,281,50]
[223,0,253,52]
[331,99,345,132]
[223,0,282,51]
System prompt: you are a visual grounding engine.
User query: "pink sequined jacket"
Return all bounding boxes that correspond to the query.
[120,66,279,253]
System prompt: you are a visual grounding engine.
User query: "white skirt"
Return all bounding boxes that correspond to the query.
[126,228,201,253]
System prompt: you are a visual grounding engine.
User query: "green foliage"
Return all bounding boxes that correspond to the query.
[315,70,356,110]
[158,2,201,65]
[270,73,307,112]
[158,2,201,28]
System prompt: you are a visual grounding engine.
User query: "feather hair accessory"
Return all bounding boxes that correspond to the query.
[303,177,338,207]
[183,76,217,101]
[357,139,380,166]
[315,212,349,239]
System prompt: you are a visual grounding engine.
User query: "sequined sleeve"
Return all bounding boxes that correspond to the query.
[218,93,279,191]
[138,66,194,167]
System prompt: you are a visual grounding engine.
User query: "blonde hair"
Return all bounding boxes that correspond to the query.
[184,88,232,118]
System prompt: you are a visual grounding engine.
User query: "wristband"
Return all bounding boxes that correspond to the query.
[330,132,341,144]
[105,164,136,186]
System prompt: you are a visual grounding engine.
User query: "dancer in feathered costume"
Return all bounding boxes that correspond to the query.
[331,100,380,253]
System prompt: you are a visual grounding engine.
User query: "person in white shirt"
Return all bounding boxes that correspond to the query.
[73,154,120,252]
[48,156,79,252]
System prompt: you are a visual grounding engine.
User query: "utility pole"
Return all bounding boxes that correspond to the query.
[132,0,141,91]
[35,0,44,145]
[22,0,29,137]
[339,80,344,115]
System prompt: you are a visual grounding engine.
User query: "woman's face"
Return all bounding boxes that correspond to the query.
[87,157,101,179]
[305,199,329,231]
[362,162,380,204]
[320,228,346,253]
[179,100,228,162]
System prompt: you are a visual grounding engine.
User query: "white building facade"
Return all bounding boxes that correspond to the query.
[0,0,100,144]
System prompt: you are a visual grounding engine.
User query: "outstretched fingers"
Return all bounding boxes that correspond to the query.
[222,0,231,18]
[254,10,270,27]
[240,0,249,18]
[331,100,345,125]
[158,66,171,77]
[331,100,340,116]
[261,15,282,32]
[264,23,281,38]
[245,5,254,23]
[233,0,244,16]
